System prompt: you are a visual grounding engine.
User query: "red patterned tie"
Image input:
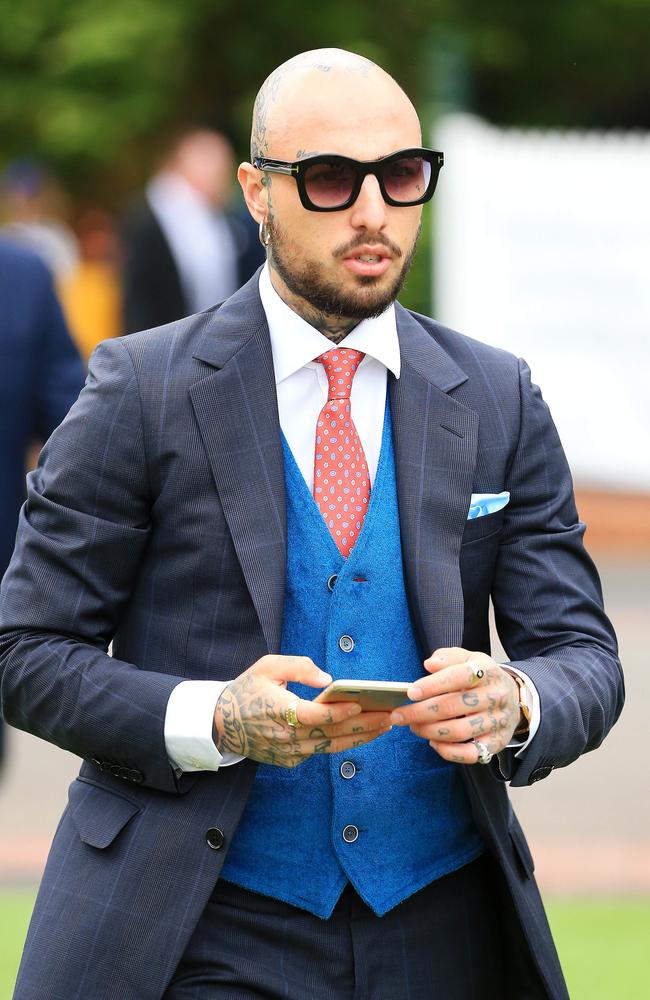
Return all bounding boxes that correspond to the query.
[313,348,371,557]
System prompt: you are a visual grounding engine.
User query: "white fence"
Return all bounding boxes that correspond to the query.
[433,113,650,491]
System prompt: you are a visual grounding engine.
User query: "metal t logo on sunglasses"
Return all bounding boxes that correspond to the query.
[253,147,444,212]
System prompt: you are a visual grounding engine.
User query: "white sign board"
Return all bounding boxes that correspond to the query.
[433,113,650,491]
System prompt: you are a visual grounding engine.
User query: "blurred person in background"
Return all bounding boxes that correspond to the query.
[0,160,79,283]
[120,127,264,334]
[0,237,85,771]
[1,162,120,364]
[0,49,623,1000]
[59,208,122,363]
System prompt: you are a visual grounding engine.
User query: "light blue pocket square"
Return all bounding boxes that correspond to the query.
[467,491,510,520]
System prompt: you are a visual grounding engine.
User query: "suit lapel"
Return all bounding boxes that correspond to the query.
[190,279,286,653]
[391,305,479,655]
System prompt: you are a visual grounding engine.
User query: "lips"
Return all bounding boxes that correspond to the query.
[342,244,392,277]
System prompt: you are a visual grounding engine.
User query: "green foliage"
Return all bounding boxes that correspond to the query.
[3,0,650,200]
[2,0,650,310]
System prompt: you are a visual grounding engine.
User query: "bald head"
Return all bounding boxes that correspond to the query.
[250,48,421,161]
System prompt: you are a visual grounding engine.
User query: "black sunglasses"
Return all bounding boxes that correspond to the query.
[253,147,444,212]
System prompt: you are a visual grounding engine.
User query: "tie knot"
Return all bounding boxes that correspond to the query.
[316,347,366,400]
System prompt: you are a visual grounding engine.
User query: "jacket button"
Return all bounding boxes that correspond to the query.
[340,761,356,780]
[342,824,359,844]
[327,574,338,592]
[530,767,552,783]
[91,758,104,772]
[339,635,355,653]
[206,827,225,850]
[129,769,144,784]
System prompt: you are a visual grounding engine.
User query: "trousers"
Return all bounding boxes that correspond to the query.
[163,855,505,1000]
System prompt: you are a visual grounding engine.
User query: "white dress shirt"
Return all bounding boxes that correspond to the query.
[164,264,539,772]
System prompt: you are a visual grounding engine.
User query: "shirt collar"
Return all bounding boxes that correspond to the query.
[258,263,401,385]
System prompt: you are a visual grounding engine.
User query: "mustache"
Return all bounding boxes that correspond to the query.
[334,234,403,259]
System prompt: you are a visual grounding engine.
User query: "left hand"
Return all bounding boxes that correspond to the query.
[390,647,520,764]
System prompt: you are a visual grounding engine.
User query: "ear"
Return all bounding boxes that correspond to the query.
[238,162,267,223]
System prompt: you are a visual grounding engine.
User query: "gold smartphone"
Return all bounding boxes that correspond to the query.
[314,679,411,711]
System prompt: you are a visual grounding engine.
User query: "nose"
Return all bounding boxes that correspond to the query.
[349,173,387,232]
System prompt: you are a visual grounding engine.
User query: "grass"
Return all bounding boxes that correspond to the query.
[1,892,648,997]
[0,889,35,997]
[547,899,650,999]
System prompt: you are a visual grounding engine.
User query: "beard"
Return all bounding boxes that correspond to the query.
[267,216,421,322]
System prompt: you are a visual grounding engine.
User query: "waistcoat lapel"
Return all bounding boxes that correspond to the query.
[189,279,286,652]
[391,304,478,655]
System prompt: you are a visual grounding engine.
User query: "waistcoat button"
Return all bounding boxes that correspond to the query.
[206,827,225,850]
[327,574,338,592]
[339,635,355,653]
[342,824,359,843]
[340,761,356,779]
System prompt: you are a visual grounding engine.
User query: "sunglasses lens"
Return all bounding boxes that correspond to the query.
[303,160,357,208]
[382,156,432,203]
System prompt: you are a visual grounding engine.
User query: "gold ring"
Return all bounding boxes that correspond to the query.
[467,660,485,686]
[284,700,301,728]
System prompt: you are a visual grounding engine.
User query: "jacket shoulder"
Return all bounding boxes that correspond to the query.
[405,308,521,374]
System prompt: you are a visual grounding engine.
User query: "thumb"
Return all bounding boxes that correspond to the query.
[265,655,332,689]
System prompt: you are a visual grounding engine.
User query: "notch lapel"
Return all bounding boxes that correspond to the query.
[189,280,286,653]
[391,305,479,655]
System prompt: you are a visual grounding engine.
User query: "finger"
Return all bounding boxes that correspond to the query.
[398,663,489,715]
[423,647,472,672]
[427,736,498,766]
[426,738,477,765]
[409,712,493,743]
[294,697,373,727]
[261,655,333,689]
[275,712,392,743]
[306,724,392,756]
[391,686,485,726]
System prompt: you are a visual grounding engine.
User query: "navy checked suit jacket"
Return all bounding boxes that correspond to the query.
[0,272,623,999]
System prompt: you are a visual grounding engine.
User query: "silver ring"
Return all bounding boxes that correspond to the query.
[284,700,300,729]
[474,739,493,765]
[467,660,485,686]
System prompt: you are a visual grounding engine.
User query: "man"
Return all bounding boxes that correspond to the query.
[0,49,623,999]
[120,127,264,333]
[0,237,85,770]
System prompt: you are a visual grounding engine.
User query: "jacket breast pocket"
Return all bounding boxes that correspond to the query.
[69,778,141,849]
[461,508,506,546]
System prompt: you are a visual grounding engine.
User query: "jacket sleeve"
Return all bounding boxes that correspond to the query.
[0,338,185,794]
[492,359,624,787]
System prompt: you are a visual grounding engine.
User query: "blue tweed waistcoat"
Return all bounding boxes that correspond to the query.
[220,396,483,917]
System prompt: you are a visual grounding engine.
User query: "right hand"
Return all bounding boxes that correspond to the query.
[213,654,392,768]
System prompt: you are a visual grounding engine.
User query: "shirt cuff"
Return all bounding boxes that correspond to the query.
[502,666,540,757]
[164,680,245,773]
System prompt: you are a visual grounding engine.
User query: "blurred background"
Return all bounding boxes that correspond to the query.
[1,1,649,996]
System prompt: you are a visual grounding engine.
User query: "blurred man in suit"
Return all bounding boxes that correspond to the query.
[121,128,264,333]
[0,238,84,768]
[1,50,623,999]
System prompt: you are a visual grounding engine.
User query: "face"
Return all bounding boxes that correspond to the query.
[240,70,424,325]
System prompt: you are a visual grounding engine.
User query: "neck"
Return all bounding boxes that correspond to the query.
[268,264,357,343]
